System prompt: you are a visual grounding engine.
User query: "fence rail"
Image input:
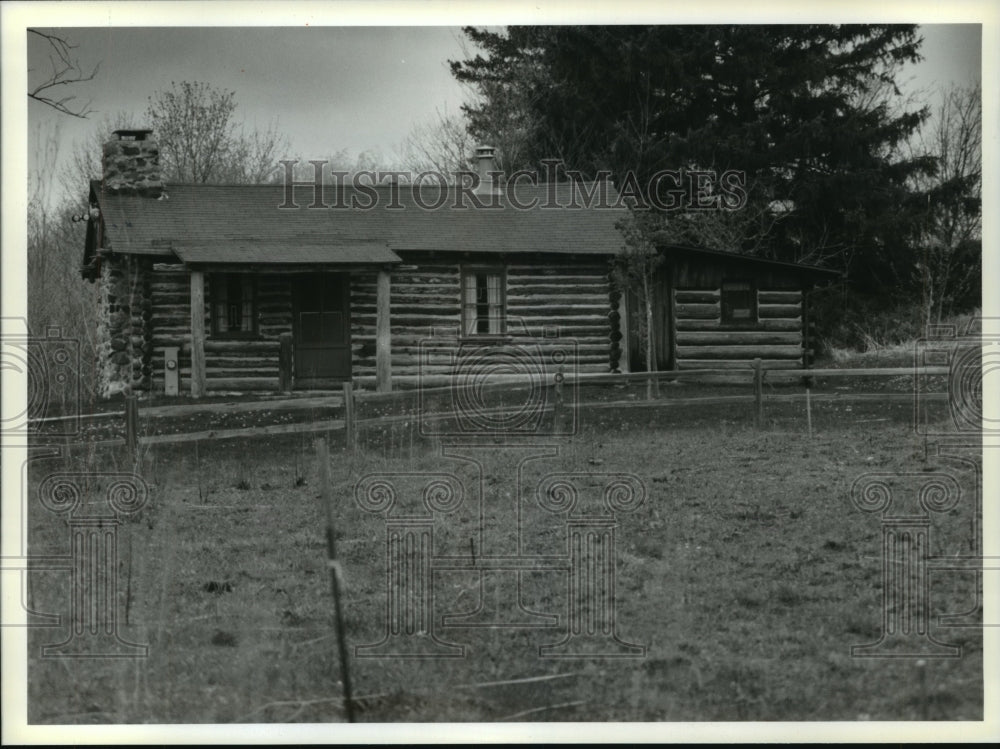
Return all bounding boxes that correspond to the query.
[352,364,952,402]
[31,363,956,450]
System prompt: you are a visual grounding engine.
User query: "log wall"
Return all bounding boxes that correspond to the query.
[352,258,614,387]
[673,288,804,370]
[149,265,288,393]
[144,257,614,393]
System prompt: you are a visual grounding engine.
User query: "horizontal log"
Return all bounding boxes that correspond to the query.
[504,305,609,316]
[351,283,461,297]
[383,297,463,308]
[353,358,611,376]
[506,284,609,295]
[201,377,278,389]
[676,359,802,370]
[382,273,459,283]
[674,290,720,304]
[351,288,456,300]
[353,305,461,316]
[349,334,611,349]
[507,272,608,282]
[169,368,278,378]
[757,304,801,318]
[675,344,803,359]
[203,360,278,371]
[150,316,194,326]
[150,292,189,303]
[170,376,278,391]
[675,303,720,320]
[758,291,802,304]
[674,318,802,332]
[506,294,608,304]
[675,331,802,346]
[197,340,278,352]
[152,353,277,365]
[499,315,612,326]
[351,314,459,325]
[352,336,611,349]
[356,364,610,387]
[387,349,610,366]
[506,270,607,279]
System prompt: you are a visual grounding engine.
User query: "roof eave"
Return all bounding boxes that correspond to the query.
[656,243,842,279]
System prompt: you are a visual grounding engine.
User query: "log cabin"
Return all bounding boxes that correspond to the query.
[625,244,841,374]
[81,129,838,398]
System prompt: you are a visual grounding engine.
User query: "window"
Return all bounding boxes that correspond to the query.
[461,268,506,337]
[721,280,757,324]
[211,274,257,337]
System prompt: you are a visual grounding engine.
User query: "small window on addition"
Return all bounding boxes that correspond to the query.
[721,280,757,324]
[211,274,257,337]
[462,268,506,337]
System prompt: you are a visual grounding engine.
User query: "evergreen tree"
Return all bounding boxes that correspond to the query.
[451,25,934,286]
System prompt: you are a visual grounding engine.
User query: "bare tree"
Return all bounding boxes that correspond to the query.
[28,121,100,404]
[146,81,290,184]
[910,83,982,325]
[396,110,474,175]
[614,210,664,393]
[64,112,141,203]
[27,29,99,118]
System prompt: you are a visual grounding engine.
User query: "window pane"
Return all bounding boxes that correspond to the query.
[487,274,502,334]
[321,311,343,341]
[241,277,253,331]
[212,274,257,334]
[463,273,478,335]
[299,312,323,342]
[722,281,754,322]
[213,277,228,333]
[463,269,505,336]
[475,274,490,334]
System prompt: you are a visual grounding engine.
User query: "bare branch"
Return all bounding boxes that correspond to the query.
[27,29,99,118]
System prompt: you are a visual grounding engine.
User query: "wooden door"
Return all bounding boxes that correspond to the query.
[292,273,351,383]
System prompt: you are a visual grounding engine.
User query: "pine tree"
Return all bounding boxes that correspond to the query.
[451,25,934,284]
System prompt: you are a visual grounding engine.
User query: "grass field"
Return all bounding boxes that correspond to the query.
[25,396,982,723]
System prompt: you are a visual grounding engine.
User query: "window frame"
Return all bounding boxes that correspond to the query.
[720,278,758,328]
[210,273,260,339]
[460,265,508,340]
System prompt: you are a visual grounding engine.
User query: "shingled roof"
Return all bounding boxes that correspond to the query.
[89,180,629,266]
[85,179,840,282]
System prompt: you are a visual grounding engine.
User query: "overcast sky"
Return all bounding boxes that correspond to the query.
[24,23,982,202]
[27,26,472,161]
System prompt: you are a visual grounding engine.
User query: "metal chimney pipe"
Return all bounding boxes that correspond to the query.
[474,145,496,195]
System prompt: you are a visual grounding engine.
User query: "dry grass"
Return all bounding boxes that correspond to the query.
[25,400,983,723]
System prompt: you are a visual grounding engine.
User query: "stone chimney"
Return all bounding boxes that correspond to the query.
[103,129,163,197]
[474,145,497,195]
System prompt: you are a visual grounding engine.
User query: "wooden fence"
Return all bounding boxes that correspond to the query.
[43,361,952,456]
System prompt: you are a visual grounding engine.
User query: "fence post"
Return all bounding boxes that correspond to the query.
[315,437,355,722]
[753,358,763,429]
[806,387,813,439]
[342,381,355,453]
[124,393,139,462]
[278,332,293,393]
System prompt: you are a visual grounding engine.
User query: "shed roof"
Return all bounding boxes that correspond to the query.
[658,242,842,278]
